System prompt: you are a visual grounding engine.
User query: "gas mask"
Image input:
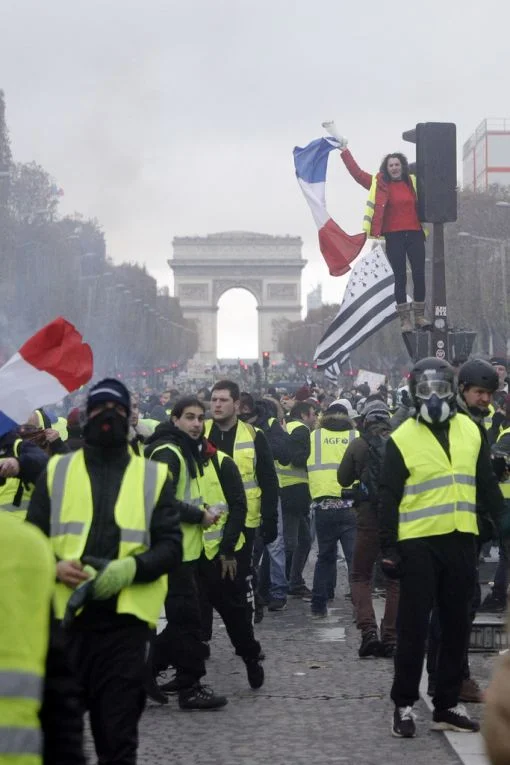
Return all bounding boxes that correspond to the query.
[84,409,128,447]
[415,378,455,425]
[417,394,453,425]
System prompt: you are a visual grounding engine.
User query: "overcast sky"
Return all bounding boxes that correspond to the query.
[2,0,506,357]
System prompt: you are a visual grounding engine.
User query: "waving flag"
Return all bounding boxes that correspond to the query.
[0,317,93,437]
[315,245,401,369]
[293,137,366,276]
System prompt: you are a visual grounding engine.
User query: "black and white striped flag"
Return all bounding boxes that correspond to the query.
[315,244,398,370]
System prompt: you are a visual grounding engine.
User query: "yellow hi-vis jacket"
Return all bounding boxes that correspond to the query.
[363,174,428,238]
[147,443,204,562]
[198,451,245,560]
[307,428,358,500]
[273,419,309,489]
[483,403,495,431]
[0,514,54,764]
[0,439,33,520]
[497,426,510,499]
[47,450,168,628]
[205,420,262,528]
[390,416,480,542]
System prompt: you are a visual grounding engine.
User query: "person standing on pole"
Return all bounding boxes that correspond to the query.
[379,358,508,738]
[322,121,430,333]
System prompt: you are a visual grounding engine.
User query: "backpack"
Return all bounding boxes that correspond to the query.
[363,430,389,507]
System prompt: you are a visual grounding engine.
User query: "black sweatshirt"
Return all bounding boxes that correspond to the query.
[208,421,279,539]
[378,416,506,556]
[26,444,182,627]
[145,424,247,556]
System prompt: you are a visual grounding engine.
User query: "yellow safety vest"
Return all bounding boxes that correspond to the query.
[205,420,262,528]
[307,428,358,500]
[47,450,168,628]
[363,174,428,237]
[147,443,204,562]
[0,514,54,765]
[54,417,69,442]
[497,426,510,499]
[139,418,160,437]
[483,403,495,431]
[198,452,245,560]
[273,419,309,488]
[0,439,34,521]
[391,416,480,541]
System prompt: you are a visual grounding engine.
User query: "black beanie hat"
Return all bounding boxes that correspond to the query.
[86,378,131,417]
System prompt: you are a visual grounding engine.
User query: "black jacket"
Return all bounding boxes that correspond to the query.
[285,418,312,468]
[208,420,278,542]
[0,430,48,486]
[145,422,248,555]
[378,415,506,557]
[250,412,291,466]
[26,443,182,627]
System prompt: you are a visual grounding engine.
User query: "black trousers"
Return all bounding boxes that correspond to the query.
[152,560,207,688]
[391,531,477,711]
[198,551,261,660]
[384,229,426,304]
[66,623,150,765]
[237,527,257,622]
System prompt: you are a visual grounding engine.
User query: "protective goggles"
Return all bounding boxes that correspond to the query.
[415,379,453,399]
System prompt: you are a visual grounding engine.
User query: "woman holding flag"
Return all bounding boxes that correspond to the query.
[322,121,430,333]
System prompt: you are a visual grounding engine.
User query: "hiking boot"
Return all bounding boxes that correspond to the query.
[159,675,179,694]
[359,630,381,658]
[413,301,432,330]
[379,641,396,658]
[311,608,328,619]
[478,593,506,613]
[397,303,413,333]
[431,704,480,732]
[290,585,313,601]
[244,658,264,689]
[178,683,228,711]
[145,673,169,705]
[459,677,484,704]
[268,598,287,612]
[392,706,416,738]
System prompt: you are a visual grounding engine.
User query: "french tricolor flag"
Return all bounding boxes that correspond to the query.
[293,137,366,276]
[0,317,93,437]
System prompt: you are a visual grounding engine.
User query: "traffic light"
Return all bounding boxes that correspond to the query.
[262,351,270,369]
[402,122,457,223]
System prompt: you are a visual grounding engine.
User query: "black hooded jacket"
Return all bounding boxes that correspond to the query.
[145,421,247,556]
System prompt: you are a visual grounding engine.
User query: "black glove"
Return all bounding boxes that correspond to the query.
[261,521,278,545]
[381,551,403,580]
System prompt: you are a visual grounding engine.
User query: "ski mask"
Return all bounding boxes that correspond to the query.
[417,394,453,425]
[84,408,129,447]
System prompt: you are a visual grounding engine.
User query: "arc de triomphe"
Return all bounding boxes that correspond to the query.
[169,232,306,363]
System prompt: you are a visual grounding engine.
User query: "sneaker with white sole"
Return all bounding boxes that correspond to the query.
[431,704,480,733]
[392,705,416,738]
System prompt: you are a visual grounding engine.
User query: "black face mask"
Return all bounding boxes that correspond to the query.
[84,410,128,448]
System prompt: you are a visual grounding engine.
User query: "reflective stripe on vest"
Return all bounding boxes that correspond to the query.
[206,420,261,528]
[50,453,160,548]
[198,452,245,559]
[483,403,495,430]
[307,428,358,500]
[0,727,41,756]
[0,670,43,700]
[497,427,510,499]
[391,416,480,541]
[275,420,308,488]
[147,443,204,561]
[363,174,428,238]
[47,451,168,627]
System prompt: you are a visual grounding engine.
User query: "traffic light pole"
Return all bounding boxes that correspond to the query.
[431,223,448,361]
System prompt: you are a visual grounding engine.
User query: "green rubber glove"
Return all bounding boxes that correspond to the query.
[92,557,137,600]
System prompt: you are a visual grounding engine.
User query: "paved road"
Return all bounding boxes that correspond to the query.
[135,572,463,765]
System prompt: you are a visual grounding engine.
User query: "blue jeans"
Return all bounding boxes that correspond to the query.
[312,506,357,613]
[258,502,289,601]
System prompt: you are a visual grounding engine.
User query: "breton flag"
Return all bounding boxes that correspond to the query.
[324,357,350,384]
[293,137,366,276]
[0,317,93,437]
[315,244,399,370]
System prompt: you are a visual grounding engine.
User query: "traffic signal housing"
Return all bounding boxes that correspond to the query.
[262,351,270,369]
[402,122,457,223]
